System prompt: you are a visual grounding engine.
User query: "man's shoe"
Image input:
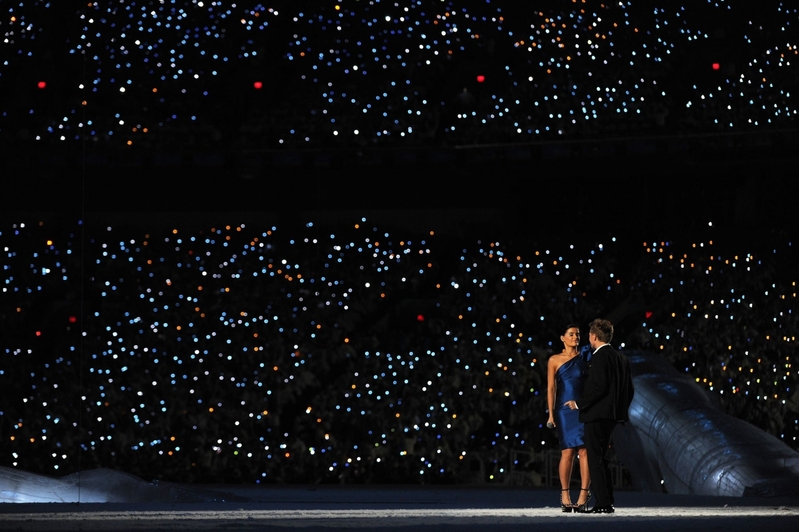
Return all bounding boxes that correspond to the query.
[588,505,615,514]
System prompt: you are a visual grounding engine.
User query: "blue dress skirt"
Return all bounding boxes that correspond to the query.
[554,352,589,450]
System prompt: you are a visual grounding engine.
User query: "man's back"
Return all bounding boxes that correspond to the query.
[579,345,634,423]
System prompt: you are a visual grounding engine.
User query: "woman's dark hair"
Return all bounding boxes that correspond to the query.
[562,323,580,335]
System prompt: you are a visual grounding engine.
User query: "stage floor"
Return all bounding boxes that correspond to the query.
[1,485,798,532]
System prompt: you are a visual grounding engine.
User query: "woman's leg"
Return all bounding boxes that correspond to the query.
[559,448,576,505]
[576,447,591,505]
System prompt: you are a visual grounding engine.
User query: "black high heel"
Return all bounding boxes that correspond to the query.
[573,488,591,513]
[560,489,573,513]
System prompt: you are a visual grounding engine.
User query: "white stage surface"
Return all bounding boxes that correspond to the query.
[2,483,798,532]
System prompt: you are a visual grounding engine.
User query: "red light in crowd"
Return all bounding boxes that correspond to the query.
[476,75,485,83]
[253,81,263,89]
[712,62,720,71]
[645,311,653,319]
[35,331,42,337]
[416,314,425,322]
[69,316,77,323]
[37,81,47,89]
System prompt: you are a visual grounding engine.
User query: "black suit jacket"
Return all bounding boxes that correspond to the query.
[578,344,634,423]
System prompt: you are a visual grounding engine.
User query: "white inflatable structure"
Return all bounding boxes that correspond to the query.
[616,352,799,498]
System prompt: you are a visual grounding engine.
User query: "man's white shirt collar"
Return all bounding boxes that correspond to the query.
[593,343,610,353]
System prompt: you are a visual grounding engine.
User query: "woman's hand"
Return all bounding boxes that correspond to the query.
[564,400,578,410]
[546,416,556,429]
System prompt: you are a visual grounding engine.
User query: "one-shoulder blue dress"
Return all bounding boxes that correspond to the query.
[554,351,589,450]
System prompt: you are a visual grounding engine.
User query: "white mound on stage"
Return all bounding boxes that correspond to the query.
[0,466,241,504]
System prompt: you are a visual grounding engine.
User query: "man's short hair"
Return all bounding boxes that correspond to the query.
[589,319,614,344]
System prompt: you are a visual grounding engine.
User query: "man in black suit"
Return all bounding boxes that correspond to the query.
[565,319,634,513]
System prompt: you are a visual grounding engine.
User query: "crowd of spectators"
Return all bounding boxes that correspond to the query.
[1,1,798,154]
[2,2,798,488]
[1,215,796,485]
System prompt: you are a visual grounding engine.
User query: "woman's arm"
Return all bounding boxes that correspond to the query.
[547,357,558,426]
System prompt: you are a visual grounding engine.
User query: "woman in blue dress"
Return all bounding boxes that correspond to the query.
[547,324,591,512]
